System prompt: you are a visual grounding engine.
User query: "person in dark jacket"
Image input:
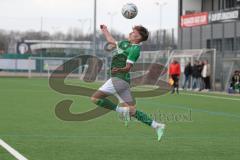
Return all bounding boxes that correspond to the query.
[230,70,240,93]
[192,60,200,90]
[182,62,192,90]
[198,61,204,91]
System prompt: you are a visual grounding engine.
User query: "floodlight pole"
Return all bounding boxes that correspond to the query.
[40,16,43,76]
[93,0,97,56]
[155,1,167,49]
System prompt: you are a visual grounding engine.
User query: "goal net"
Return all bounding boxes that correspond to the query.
[139,49,217,90]
[12,49,218,91]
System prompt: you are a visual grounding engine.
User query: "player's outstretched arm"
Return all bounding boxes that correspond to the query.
[100,24,116,45]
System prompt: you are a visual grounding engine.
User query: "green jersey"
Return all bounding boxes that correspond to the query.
[110,40,141,83]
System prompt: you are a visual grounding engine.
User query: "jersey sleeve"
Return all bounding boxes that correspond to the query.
[127,45,140,64]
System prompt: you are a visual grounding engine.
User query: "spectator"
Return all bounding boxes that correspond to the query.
[169,60,181,94]
[201,60,211,91]
[198,61,204,91]
[182,62,192,90]
[192,60,200,90]
[230,70,240,93]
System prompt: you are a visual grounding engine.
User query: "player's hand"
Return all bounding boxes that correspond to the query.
[111,67,120,74]
[100,24,108,31]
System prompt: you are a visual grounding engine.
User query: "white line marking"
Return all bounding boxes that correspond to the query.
[0,139,28,160]
[182,92,240,101]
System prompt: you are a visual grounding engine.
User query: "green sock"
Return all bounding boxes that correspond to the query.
[96,98,117,110]
[134,110,153,126]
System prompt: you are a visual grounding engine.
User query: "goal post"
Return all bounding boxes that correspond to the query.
[140,49,217,91]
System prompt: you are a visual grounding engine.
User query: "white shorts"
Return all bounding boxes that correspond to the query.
[98,77,134,104]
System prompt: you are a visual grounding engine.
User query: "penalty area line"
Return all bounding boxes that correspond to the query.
[0,139,28,160]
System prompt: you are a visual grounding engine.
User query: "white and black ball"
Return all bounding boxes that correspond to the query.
[121,3,138,19]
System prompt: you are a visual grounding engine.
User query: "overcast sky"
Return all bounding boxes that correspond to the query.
[0,0,178,35]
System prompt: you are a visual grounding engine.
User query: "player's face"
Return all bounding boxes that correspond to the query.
[128,29,142,43]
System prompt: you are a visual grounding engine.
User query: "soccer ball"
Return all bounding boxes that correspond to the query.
[121,3,138,19]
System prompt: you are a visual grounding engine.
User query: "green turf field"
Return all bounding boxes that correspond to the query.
[0,78,240,160]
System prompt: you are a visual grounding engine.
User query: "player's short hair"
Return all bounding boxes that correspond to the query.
[133,25,149,42]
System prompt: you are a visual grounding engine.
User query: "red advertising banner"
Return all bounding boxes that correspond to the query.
[181,12,208,28]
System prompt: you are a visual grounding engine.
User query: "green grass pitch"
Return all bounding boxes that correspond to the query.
[0,78,240,160]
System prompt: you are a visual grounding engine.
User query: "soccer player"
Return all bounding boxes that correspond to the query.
[91,24,165,141]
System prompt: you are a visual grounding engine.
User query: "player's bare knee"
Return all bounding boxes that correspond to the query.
[90,96,99,104]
